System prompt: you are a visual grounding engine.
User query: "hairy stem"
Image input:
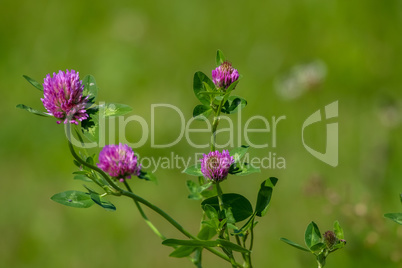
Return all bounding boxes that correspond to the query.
[123,180,166,240]
[210,99,225,151]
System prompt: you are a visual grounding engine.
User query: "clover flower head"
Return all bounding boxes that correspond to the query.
[97,143,141,182]
[323,230,338,249]
[41,69,89,124]
[212,61,239,90]
[200,150,234,182]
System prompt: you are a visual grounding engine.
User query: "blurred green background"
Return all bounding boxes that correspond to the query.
[2,0,402,267]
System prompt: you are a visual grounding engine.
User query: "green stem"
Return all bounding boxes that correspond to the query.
[227,252,238,268]
[216,182,238,266]
[249,219,255,251]
[211,118,218,151]
[316,253,327,268]
[120,189,193,240]
[70,125,106,190]
[235,236,247,265]
[210,99,225,151]
[123,180,166,240]
[246,218,254,268]
[209,99,240,267]
[216,182,230,240]
[216,182,227,240]
[216,182,224,213]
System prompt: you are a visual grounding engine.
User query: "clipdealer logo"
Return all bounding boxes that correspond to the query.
[302,101,338,167]
[64,101,338,170]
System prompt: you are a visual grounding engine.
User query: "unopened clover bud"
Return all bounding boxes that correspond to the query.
[323,230,337,249]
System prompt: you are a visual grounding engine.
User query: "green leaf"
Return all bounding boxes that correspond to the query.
[138,170,158,184]
[201,220,217,230]
[234,213,256,236]
[74,128,86,145]
[280,238,310,252]
[400,193,402,204]
[162,239,250,253]
[187,186,202,200]
[186,180,198,193]
[201,187,217,199]
[82,75,98,100]
[229,162,260,176]
[187,181,213,200]
[74,174,93,182]
[216,239,250,253]
[219,80,239,106]
[72,170,90,175]
[90,193,116,211]
[255,178,278,217]
[222,76,242,102]
[265,177,279,187]
[192,248,202,268]
[229,145,249,164]
[193,71,216,106]
[216,49,226,66]
[81,106,100,143]
[198,182,213,193]
[51,191,94,208]
[162,239,218,248]
[188,193,201,200]
[332,239,346,251]
[169,246,197,258]
[81,103,130,144]
[83,184,98,194]
[201,193,253,222]
[100,103,133,117]
[16,104,52,117]
[184,164,203,176]
[198,91,222,97]
[86,155,94,165]
[202,207,220,231]
[305,222,322,249]
[197,223,217,240]
[23,75,43,91]
[224,207,236,226]
[202,81,214,93]
[317,252,326,267]
[310,242,325,253]
[222,96,247,114]
[73,160,81,168]
[333,221,344,240]
[203,204,219,221]
[193,105,213,120]
[384,213,402,225]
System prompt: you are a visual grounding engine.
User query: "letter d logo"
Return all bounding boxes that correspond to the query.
[302,101,338,167]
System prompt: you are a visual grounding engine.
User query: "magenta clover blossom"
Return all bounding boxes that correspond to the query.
[97,143,141,182]
[41,69,89,125]
[212,61,239,90]
[200,150,234,182]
